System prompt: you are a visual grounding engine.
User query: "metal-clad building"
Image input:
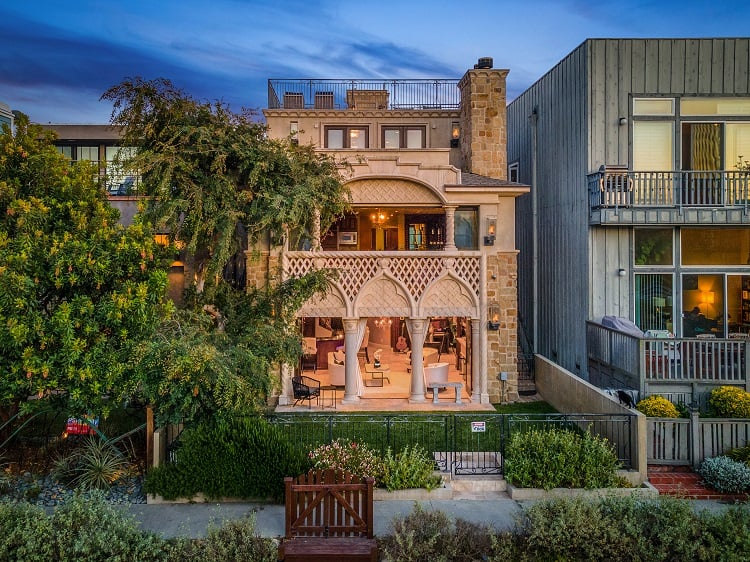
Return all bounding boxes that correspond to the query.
[508,38,750,380]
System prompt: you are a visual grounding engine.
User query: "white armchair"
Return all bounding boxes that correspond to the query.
[327,351,346,387]
[424,362,450,389]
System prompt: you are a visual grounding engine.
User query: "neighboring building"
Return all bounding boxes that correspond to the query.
[264,59,528,405]
[508,38,750,402]
[40,124,141,225]
[0,101,13,131]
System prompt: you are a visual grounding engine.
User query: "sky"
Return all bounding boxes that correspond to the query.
[2,0,750,124]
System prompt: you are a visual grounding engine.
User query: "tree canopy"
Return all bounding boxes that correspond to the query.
[0,115,172,420]
[102,78,349,424]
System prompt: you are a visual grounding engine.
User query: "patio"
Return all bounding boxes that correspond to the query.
[276,345,494,413]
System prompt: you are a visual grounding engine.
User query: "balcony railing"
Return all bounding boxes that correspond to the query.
[588,168,750,211]
[282,250,482,304]
[268,79,460,110]
[586,321,750,403]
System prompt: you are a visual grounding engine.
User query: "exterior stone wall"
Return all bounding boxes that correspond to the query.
[486,251,519,402]
[458,68,509,180]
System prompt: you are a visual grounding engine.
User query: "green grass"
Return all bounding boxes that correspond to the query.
[494,401,557,414]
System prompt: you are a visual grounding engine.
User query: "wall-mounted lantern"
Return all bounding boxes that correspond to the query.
[450,121,460,148]
[488,304,500,330]
[484,216,496,246]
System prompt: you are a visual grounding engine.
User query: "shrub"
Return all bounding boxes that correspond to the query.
[172,515,277,561]
[308,438,384,481]
[144,416,307,502]
[636,395,680,418]
[380,445,442,492]
[504,427,621,490]
[698,456,750,494]
[49,491,169,561]
[0,502,55,561]
[726,445,750,465]
[379,502,496,562]
[709,386,750,418]
[52,437,129,490]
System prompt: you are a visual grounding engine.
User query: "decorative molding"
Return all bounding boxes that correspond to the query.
[347,178,442,205]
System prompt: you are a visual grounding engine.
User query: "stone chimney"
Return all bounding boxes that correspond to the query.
[458,59,509,180]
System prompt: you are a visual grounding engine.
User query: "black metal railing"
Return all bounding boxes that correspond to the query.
[588,167,750,211]
[268,79,461,110]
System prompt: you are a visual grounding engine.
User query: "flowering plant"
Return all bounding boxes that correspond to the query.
[709,386,750,418]
[308,438,384,481]
[636,395,680,418]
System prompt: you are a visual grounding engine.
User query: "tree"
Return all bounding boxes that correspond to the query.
[101,78,349,423]
[0,115,172,422]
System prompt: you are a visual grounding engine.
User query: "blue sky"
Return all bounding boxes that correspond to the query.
[2,0,749,124]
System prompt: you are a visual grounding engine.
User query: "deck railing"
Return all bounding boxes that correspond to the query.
[586,321,750,402]
[268,79,461,110]
[588,168,750,211]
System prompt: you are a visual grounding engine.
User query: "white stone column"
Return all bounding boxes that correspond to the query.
[406,318,428,402]
[471,318,483,403]
[342,318,361,404]
[278,362,292,406]
[443,205,457,251]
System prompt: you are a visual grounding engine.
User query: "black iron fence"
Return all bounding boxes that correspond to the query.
[264,412,634,474]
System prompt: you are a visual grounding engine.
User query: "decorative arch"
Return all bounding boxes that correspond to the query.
[296,282,347,318]
[354,275,413,317]
[346,177,446,206]
[419,273,479,318]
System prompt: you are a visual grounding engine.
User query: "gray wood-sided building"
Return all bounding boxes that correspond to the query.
[508,38,750,389]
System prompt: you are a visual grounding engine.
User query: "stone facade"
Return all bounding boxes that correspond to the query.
[486,251,519,402]
[458,68,509,180]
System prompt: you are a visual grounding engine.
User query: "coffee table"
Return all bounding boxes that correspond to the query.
[364,363,390,386]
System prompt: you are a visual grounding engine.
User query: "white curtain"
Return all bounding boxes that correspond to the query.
[354,319,368,397]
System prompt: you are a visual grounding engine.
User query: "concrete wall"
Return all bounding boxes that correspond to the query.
[535,354,647,483]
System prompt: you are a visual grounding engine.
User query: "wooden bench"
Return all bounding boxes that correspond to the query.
[426,381,464,404]
[278,469,378,562]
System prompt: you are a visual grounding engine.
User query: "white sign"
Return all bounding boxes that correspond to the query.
[471,421,486,433]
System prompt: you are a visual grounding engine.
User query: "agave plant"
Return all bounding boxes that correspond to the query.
[52,438,129,491]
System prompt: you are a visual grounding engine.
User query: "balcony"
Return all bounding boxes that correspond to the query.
[588,167,750,225]
[267,79,460,110]
[282,250,482,317]
[586,321,750,407]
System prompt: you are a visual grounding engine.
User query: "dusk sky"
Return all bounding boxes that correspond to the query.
[2,0,750,124]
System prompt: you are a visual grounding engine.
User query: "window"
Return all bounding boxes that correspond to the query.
[382,126,425,149]
[508,162,519,183]
[325,126,368,149]
[633,98,675,116]
[105,146,138,194]
[681,227,750,266]
[635,274,674,332]
[633,121,674,171]
[454,207,478,250]
[681,97,750,116]
[634,229,673,265]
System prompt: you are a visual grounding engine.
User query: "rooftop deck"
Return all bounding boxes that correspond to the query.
[268,79,461,110]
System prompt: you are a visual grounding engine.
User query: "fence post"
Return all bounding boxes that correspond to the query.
[689,409,701,469]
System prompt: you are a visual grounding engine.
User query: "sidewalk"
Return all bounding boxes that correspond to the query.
[122,495,737,539]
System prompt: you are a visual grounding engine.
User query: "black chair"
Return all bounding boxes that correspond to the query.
[292,375,321,408]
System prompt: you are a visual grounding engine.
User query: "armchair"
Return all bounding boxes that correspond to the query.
[292,375,321,408]
[424,362,450,389]
[327,352,346,387]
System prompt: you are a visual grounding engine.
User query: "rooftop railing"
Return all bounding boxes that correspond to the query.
[268,79,461,110]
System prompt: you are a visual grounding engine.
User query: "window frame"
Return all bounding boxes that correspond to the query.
[324,125,369,149]
[381,125,426,149]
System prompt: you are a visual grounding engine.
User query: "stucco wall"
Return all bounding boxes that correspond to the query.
[534,354,647,483]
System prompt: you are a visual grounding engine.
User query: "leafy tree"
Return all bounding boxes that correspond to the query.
[102,78,348,422]
[0,115,172,422]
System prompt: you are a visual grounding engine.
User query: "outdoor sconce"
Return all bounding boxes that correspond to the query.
[488,304,500,330]
[617,268,626,277]
[450,121,460,148]
[484,217,496,246]
[618,117,628,126]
